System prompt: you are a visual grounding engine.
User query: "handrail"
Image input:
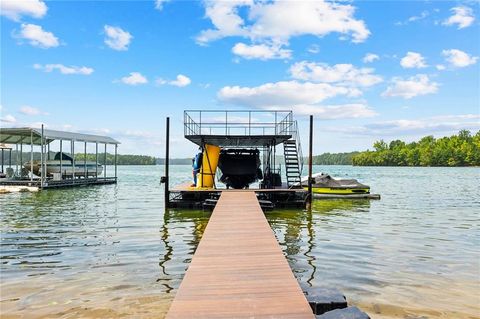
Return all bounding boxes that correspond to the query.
[184,110,294,137]
[292,120,304,175]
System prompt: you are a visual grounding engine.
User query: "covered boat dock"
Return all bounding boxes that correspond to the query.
[0,126,120,191]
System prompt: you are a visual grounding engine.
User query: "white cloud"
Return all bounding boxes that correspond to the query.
[1,114,17,123]
[197,0,369,59]
[104,25,132,51]
[408,10,429,23]
[442,49,478,68]
[154,0,170,10]
[15,23,59,48]
[232,42,291,60]
[290,103,377,119]
[170,74,191,87]
[443,6,475,29]
[19,106,48,116]
[289,61,383,87]
[307,44,320,54]
[33,63,94,75]
[218,81,361,108]
[363,53,379,63]
[0,0,47,21]
[382,74,439,99]
[400,52,427,69]
[328,114,480,136]
[436,64,446,71]
[120,72,148,85]
[156,74,191,87]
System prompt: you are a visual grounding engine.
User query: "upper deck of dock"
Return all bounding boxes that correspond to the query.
[166,191,314,319]
[184,110,295,147]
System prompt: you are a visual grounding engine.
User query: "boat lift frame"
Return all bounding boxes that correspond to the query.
[0,126,120,190]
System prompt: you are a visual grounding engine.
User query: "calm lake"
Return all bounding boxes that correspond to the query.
[1,165,479,319]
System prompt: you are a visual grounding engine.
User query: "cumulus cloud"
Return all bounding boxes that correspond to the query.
[218,81,361,108]
[170,74,191,87]
[442,49,478,68]
[443,6,475,29]
[400,52,427,69]
[197,0,369,59]
[436,64,446,71]
[382,74,439,99]
[363,53,379,63]
[0,114,17,123]
[104,25,132,51]
[19,106,48,116]
[33,63,94,75]
[15,23,59,48]
[232,42,291,60]
[120,72,148,85]
[156,74,192,87]
[290,61,383,87]
[0,0,47,21]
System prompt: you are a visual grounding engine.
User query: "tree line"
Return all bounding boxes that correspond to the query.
[312,152,360,165]
[0,152,156,165]
[351,130,480,166]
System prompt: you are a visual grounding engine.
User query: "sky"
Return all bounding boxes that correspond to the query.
[1,0,479,157]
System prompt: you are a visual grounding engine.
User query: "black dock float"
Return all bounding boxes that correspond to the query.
[317,306,370,319]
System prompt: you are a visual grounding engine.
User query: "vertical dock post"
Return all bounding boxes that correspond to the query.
[84,141,87,178]
[72,139,75,184]
[114,144,118,180]
[104,143,107,178]
[164,117,170,208]
[40,124,44,188]
[307,115,313,210]
[60,140,63,179]
[95,142,98,179]
[30,131,33,182]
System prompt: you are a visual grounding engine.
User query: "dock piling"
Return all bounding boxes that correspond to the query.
[164,117,170,208]
[307,115,313,210]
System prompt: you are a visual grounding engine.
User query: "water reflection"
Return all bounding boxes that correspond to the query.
[267,200,371,290]
[156,209,210,294]
[1,165,479,319]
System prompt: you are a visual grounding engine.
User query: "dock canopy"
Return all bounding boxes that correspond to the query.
[0,127,120,145]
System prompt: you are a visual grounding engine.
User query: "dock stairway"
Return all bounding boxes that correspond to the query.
[283,139,302,188]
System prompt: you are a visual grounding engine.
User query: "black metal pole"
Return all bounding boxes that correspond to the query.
[307,115,313,210]
[164,117,170,208]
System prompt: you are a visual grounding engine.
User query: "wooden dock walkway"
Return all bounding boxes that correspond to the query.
[166,191,314,319]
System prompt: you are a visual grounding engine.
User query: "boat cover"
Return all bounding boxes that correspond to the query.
[301,173,369,189]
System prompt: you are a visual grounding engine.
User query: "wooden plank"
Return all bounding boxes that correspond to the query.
[166,191,314,319]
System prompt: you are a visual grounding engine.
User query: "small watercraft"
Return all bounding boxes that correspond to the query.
[24,152,103,177]
[300,173,370,195]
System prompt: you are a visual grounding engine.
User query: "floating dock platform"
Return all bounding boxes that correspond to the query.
[0,127,119,191]
[166,191,314,319]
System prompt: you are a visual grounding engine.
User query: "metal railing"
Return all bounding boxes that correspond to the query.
[291,120,304,175]
[184,110,294,137]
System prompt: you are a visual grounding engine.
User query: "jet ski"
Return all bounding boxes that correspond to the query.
[300,173,370,195]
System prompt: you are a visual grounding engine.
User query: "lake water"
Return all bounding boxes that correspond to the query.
[1,165,479,319]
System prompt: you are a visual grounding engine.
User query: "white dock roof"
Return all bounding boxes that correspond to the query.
[0,127,120,145]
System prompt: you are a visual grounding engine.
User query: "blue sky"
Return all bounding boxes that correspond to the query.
[1,0,479,157]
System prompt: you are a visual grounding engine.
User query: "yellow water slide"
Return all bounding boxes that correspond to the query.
[197,144,221,188]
